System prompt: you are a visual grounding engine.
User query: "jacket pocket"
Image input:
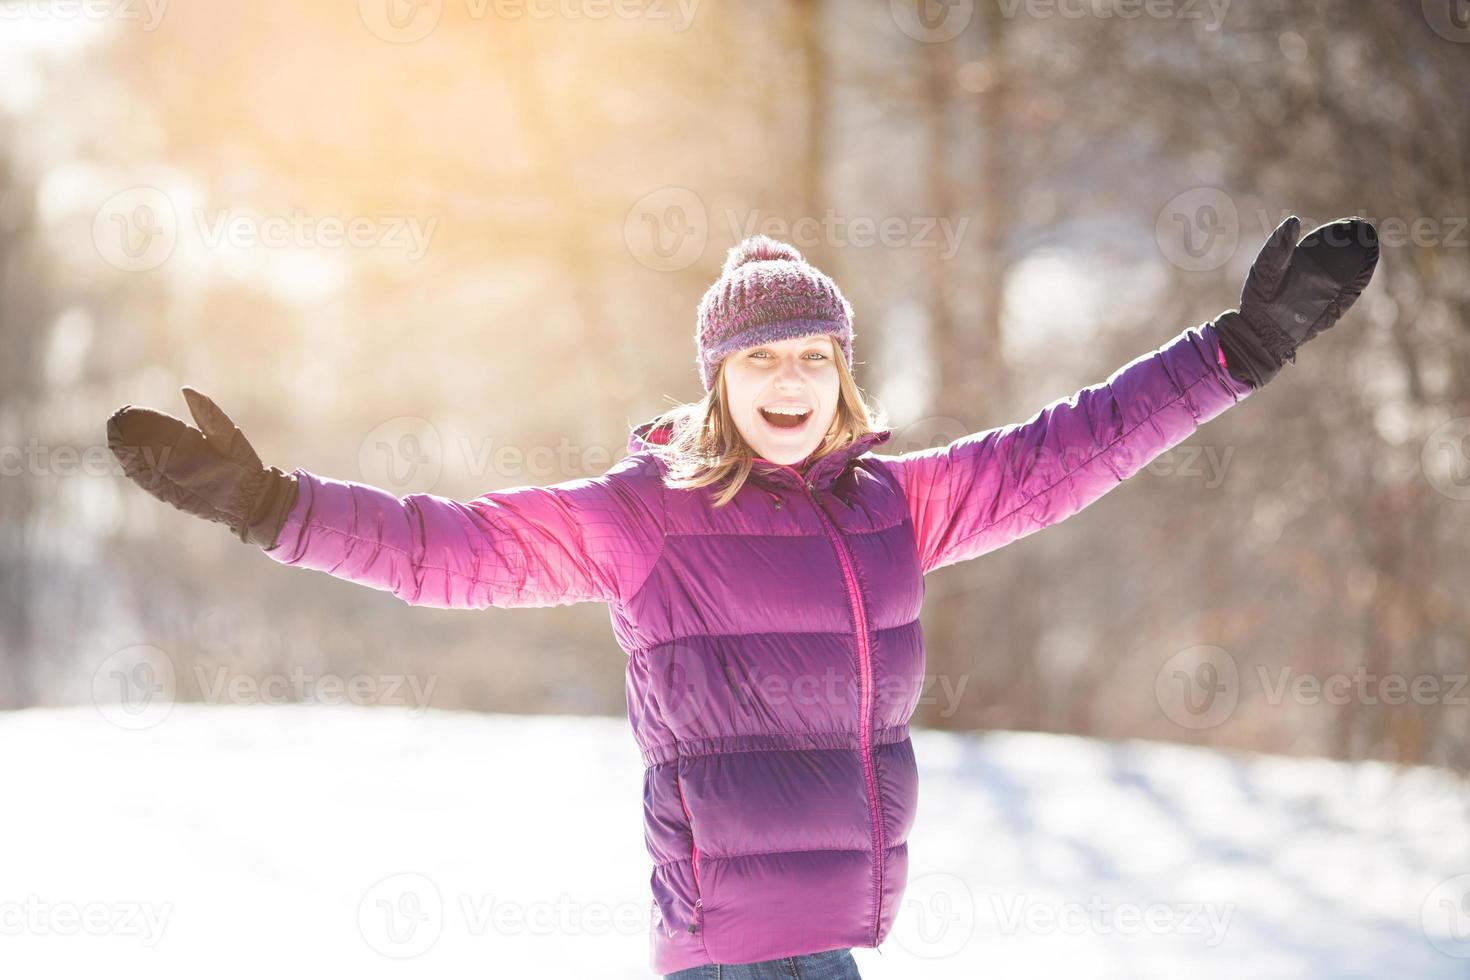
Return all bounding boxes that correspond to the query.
[674,768,703,933]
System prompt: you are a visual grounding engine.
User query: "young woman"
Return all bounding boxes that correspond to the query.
[107,215,1377,979]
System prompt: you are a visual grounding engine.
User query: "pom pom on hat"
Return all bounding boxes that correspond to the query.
[721,234,805,276]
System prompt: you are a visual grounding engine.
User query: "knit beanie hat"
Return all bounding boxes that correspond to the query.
[695,235,855,392]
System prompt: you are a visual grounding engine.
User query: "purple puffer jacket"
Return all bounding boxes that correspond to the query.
[262,322,1253,973]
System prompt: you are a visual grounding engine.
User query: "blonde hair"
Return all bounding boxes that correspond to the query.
[641,336,890,507]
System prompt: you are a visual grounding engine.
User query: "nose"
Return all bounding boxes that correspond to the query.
[773,356,804,388]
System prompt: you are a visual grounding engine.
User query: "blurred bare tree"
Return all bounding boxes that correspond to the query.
[2,0,1465,768]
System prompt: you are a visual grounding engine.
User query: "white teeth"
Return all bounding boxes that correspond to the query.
[762,406,809,416]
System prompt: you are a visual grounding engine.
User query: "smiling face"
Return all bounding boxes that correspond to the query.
[719,333,841,466]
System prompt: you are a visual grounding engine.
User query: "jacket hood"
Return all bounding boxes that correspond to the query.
[626,415,892,491]
[627,416,675,455]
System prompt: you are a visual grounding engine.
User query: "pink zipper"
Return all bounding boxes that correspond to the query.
[675,771,702,934]
[778,464,886,946]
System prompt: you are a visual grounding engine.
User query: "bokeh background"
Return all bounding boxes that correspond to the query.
[2,1,1469,977]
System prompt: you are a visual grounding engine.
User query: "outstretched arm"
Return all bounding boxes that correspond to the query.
[263,455,665,610]
[108,387,666,611]
[877,214,1379,576]
[876,319,1253,575]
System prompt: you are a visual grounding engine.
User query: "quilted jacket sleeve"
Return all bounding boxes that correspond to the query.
[261,453,665,610]
[875,320,1255,576]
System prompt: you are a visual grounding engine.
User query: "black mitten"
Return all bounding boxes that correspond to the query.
[107,387,298,549]
[1215,215,1380,389]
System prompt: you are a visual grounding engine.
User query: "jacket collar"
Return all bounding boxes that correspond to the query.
[627,417,892,492]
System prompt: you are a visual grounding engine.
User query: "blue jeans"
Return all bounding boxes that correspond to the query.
[663,947,861,979]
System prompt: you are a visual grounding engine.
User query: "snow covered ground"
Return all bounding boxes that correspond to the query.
[2,704,1467,979]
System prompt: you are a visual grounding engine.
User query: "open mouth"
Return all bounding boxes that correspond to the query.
[759,405,812,431]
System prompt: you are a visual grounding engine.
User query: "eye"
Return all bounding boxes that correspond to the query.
[746,348,829,361]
